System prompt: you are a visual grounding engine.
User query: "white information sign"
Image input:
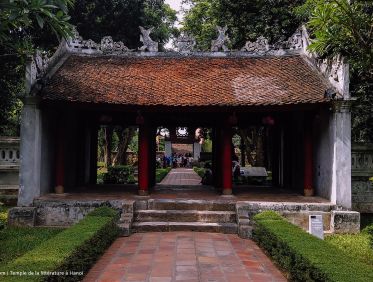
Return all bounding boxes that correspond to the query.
[309,215,324,240]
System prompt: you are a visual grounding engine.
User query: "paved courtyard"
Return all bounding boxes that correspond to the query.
[159,168,202,186]
[84,232,286,282]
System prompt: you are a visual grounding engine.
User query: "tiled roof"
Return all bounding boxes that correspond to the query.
[41,55,330,106]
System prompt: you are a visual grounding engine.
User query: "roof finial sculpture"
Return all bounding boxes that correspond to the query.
[241,36,269,55]
[139,26,158,52]
[176,33,196,52]
[100,36,132,54]
[211,26,230,52]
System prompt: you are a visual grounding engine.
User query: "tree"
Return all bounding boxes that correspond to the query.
[297,0,373,141]
[70,0,177,49]
[182,0,304,50]
[0,0,73,136]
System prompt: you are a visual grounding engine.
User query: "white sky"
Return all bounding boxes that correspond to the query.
[164,0,192,48]
[164,0,191,28]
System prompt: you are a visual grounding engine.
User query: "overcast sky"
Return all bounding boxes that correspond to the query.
[164,0,191,27]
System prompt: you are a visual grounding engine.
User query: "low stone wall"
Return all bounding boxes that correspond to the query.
[236,202,360,238]
[352,143,373,213]
[8,199,360,238]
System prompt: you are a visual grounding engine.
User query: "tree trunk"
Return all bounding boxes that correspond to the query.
[113,127,135,165]
[103,126,113,167]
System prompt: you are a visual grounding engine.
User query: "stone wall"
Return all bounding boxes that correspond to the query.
[0,137,20,205]
[0,137,20,185]
[352,143,373,213]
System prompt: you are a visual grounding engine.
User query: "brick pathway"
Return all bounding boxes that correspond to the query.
[159,168,202,186]
[84,232,286,282]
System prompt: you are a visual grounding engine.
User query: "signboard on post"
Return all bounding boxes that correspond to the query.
[309,215,324,239]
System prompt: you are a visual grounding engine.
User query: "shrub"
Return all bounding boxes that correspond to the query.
[193,167,205,178]
[103,165,134,184]
[156,167,171,183]
[97,162,106,168]
[87,206,119,218]
[0,205,8,229]
[253,211,373,282]
[0,207,119,282]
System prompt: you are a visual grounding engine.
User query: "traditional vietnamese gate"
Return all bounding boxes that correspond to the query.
[16,26,353,213]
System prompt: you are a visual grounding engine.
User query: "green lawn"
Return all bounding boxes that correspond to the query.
[0,206,63,267]
[326,230,373,266]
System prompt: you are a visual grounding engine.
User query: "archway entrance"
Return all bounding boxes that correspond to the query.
[154,126,213,188]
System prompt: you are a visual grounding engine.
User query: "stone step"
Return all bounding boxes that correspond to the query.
[132,222,238,233]
[135,210,236,223]
[148,199,236,211]
[0,185,19,196]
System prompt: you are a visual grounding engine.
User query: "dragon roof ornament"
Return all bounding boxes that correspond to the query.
[67,27,133,54]
[138,26,158,52]
[211,26,230,52]
[176,33,196,52]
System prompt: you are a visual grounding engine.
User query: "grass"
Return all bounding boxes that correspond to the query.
[326,229,373,266]
[0,227,63,267]
[0,205,64,267]
[0,207,119,281]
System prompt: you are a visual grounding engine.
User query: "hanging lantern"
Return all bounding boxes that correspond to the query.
[262,115,275,125]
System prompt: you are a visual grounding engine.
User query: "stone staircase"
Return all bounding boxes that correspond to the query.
[131,199,238,233]
[0,185,18,205]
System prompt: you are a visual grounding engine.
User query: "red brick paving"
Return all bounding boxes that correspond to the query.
[83,232,286,282]
[159,168,202,186]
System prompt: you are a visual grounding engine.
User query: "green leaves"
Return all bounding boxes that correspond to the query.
[182,0,303,50]
[0,0,74,46]
[298,0,373,142]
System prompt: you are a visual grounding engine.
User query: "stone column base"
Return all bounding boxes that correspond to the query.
[138,190,149,196]
[222,189,232,195]
[304,189,314,197]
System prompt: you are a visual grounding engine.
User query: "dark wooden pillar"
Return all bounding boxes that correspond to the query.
[55,123,65,193]
[89,126,98,185]
[149,126,157,189]
[304,114,314,196]
[213,127,222,189]
[221,124,232,195]
[138,124,150,195]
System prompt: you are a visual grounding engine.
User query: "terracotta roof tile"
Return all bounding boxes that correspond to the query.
[41,55,330,106]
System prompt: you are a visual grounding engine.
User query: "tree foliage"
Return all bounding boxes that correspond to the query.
[182,0,304,50]
[70,0,177,49]
[297,0,373,141]
[0,0,74,136]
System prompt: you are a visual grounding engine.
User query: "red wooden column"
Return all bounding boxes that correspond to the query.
[55,123,65,193]
[304,114,314,196]
[221,124,233,195]
[138,124,150,195]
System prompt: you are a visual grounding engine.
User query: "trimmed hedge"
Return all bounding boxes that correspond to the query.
[103,165,134,184]
[193,167,205,178]
[253,211,373,282]
[156,167,171,183]
[0,207,119,282]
